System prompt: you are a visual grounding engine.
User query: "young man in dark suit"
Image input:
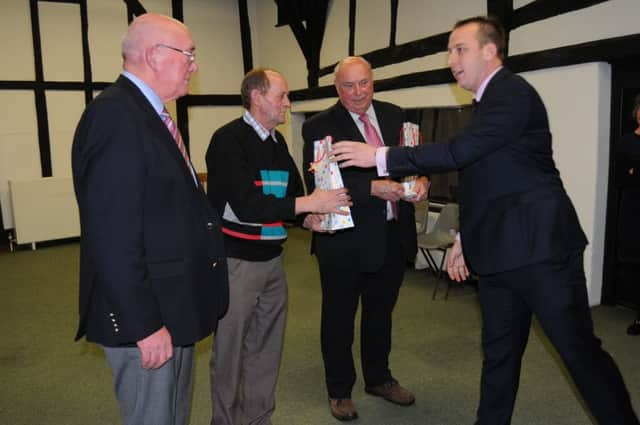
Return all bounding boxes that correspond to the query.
[302,56,429,421]
[72,14,228,425]
[332,16,638,425]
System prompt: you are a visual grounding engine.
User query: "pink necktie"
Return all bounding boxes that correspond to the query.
[161,108,192,169]
[359,113,384,147]
[359,114,398,220]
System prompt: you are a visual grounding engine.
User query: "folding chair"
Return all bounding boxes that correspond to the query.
[416,203,459,299]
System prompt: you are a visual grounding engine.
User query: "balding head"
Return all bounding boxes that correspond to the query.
[122,14,183,63]
[334,56,374,115]
[121,13,198,103]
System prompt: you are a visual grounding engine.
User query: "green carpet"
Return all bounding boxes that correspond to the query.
[0,228,638,424]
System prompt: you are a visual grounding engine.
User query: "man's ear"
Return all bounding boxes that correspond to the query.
[482,42,497,60]
[250,88,261,108]
[145,46,160,71]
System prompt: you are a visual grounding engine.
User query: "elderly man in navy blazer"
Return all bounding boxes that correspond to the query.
[332,16,638,425]
[72,13,228,425]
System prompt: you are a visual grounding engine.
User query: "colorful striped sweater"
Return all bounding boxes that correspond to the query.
[205,117,305,261]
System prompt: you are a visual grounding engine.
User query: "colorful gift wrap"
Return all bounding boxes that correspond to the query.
[309,136,355,231]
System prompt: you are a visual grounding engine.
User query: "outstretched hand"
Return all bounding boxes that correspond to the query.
[331,141,378,168]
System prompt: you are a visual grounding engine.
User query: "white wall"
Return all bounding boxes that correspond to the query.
[510,0,640,56]
[0,0,247,228]
[1,0,638,304]
[263,0,638,89]
[523,63,611,304]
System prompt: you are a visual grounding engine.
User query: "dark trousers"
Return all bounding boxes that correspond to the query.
[318,223,406,399]
[475,250,639,425]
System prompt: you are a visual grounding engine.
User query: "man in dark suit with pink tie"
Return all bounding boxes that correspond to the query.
[332,16,638,425]
[302,56,429,421]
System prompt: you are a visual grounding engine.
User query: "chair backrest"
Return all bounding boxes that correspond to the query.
[432,203,459,234]
[414,199,430,234]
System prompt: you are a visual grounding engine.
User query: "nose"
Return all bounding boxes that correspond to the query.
[283,95,291,108]
[447,52,456,68]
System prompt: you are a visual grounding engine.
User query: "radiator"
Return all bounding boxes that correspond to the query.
[9,177,80,247]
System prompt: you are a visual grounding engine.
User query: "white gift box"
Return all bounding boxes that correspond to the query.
[401,122,420,198]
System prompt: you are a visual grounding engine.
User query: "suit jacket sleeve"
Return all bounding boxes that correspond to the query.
[74,98,163,342]
[387,74,531,177]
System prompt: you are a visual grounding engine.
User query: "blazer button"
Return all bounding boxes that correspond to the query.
[206,222,214,230]
[212,261,218,269]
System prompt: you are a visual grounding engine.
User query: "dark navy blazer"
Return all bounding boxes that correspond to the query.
[72,76,229,346]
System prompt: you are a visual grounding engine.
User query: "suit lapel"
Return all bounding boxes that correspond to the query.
[330,100,400,148]
[332,102,366,143]
[116,76,201,191]
[372,101,399,147]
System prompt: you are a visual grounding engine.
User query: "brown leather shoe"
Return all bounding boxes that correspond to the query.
[365,379,415,406]
[329,398,358,421]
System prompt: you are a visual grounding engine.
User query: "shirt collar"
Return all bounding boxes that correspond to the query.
[475,66,503,102]
[243,110,278,142]
[122,71,164,115]
[348,104,378,126]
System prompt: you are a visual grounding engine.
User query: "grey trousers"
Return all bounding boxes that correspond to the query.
[210,255,288,425]
[103,344,194,425]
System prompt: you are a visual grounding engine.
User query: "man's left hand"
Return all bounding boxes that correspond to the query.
[404,176,430,202]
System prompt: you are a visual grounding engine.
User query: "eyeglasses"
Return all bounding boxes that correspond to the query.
[156,44,196,62]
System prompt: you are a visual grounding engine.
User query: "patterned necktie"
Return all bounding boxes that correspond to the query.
[359,113,398,220]
[161,108,191,168]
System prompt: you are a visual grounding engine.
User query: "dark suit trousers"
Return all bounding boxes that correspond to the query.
[476,250,639,425]
[318,221,406,399]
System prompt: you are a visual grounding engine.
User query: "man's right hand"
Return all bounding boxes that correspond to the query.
[136,326,173,369]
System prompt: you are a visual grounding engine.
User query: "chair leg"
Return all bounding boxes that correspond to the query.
[430,248,450,300]
[420,248,439,278]
[432,278,440,300]
[437,248,447,280]
[440,248,452,300]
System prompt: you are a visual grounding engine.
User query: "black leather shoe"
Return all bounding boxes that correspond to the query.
[628,320,640,335]
[329,398,358,421]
